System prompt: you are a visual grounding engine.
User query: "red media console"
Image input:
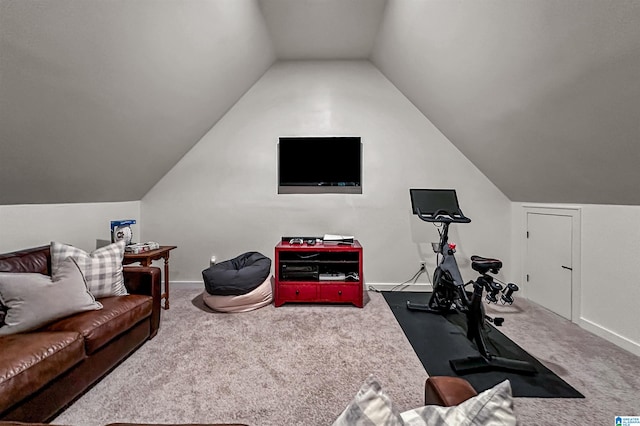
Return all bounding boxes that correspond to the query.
[274,240,363,308]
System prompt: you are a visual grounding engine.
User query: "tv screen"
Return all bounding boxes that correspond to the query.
[278,137,362,194]
[409,189,462,216]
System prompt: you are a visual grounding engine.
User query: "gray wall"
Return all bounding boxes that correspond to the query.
[141,60,512,286]
[0,202,140,253]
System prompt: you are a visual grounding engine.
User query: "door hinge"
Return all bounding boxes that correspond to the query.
[526,231,529,238]
[526,274,529,282]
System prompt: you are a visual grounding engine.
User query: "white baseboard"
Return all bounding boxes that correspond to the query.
[173,281,433,293]
[578,317,640,357]
[171,281,206,290]
[365,283,433,292]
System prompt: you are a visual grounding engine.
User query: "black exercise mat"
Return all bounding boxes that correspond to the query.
[383,291,584,398]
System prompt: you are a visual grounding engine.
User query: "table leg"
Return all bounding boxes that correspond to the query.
[163,256,170,309]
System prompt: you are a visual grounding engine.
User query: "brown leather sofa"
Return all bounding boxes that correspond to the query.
[0,245,162,424]
[425,376,478,406]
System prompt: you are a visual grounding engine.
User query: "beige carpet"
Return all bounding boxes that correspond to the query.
[52,288,640,425]
[52,288,427,426]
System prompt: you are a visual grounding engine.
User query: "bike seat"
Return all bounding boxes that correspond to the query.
[471,255,502,274]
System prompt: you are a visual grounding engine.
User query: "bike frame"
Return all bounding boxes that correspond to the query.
[407,206,536,375]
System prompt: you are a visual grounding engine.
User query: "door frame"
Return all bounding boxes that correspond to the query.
[522,205,582,323]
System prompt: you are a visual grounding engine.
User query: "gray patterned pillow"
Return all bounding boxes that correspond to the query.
[332,375,404,426]
[334,377,516,426]
[0,257,103,335]
[51,240,128,298]
[400,379,516,426]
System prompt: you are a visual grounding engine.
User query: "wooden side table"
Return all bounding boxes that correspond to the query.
[123,245,177,309]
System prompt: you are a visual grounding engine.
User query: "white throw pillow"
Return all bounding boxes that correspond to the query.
[51,240,127,298]
[0,257,103,335]
[400,380,516,426]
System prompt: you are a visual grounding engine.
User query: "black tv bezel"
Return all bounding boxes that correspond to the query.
[278,136,362,194]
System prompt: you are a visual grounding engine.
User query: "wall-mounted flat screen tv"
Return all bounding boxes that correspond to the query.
[278,136,362,194]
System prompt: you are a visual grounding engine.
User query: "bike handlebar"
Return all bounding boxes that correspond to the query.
[417,208,471,224]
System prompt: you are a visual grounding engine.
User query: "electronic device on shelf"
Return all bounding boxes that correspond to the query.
[125,241,160,254]
[282,236,322,245]
[319,273,346,281]
[280,264,319,280]
[322,234,354,244]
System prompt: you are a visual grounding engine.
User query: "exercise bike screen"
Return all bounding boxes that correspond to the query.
[410,189,462,216]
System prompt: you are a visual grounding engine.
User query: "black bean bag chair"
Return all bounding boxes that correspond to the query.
[202,251,271,296]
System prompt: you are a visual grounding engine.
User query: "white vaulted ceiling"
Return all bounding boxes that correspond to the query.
[1,0,639,205]
[0,0,276,204]
[258,0,387,59]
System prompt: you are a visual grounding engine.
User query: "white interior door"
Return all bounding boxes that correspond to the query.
[526,212,573,319]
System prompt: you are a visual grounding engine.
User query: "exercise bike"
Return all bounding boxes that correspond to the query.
[407,189,536,375]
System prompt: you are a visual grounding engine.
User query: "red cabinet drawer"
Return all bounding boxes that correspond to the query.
[318,284,360,303]
[276,284,317,305]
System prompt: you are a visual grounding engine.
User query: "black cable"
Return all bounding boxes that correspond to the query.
[389,267,425,292]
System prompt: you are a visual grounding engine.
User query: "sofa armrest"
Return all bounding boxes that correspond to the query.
[123,266,161,338]
[425,376,478,407]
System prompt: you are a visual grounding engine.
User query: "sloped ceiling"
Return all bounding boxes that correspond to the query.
[2,0,639,205]
[371,0,640,205]
[0,0,275,204]
[258,0,387,59]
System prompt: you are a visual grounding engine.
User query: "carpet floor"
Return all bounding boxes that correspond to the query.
[52,288,427,426]
[52,287,640,425]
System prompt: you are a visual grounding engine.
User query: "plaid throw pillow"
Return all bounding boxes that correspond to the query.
[332,375,404,426]
[51,240,128,298]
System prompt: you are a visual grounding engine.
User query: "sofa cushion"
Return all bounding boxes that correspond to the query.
[51,241,128,298]
[44,295,152,355]
[0,331,85,414]
[0,257,103,336]
[0,246,50,275]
